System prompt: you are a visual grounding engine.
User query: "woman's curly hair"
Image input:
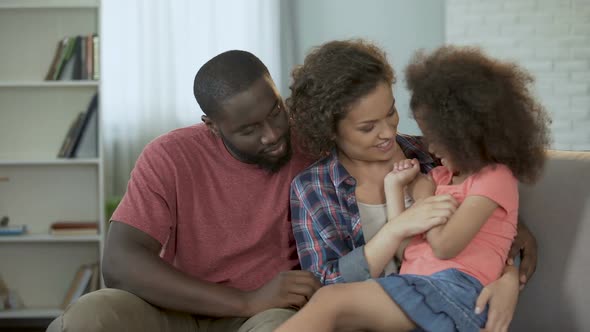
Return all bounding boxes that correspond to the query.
[287,39,395,158]
[405,46,552,183]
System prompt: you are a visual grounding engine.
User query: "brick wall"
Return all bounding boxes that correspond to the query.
[446,0,590,150]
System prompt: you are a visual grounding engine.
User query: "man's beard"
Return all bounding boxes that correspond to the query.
[220,132,293,173]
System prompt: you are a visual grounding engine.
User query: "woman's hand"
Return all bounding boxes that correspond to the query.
[476,264,520,332]
[388,194,458,237]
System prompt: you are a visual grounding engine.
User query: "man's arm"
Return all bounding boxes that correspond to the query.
[103,221,320,317]
[508,220,538,289]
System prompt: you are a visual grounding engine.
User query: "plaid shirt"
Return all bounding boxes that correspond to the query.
[290,134,438,285]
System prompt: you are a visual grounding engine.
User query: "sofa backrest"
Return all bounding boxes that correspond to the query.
[511,150,590,331]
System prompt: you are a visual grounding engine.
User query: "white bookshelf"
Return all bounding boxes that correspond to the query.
[0,308,63,319]
[0,159,100,166]
[0,81,99,88]
[0,0,103,325]
[0,234,100,243]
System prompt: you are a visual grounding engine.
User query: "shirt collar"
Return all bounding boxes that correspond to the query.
[326,134,436,188]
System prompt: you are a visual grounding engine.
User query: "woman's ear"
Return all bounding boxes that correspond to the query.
[202,115,220,136]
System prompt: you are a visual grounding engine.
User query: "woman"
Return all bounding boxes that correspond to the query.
[286,39,537,331]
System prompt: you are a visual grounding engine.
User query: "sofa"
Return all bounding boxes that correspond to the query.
[45,150,589,332]
[511,150,590,331]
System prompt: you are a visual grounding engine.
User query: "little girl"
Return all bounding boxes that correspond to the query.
[277,46,551,332]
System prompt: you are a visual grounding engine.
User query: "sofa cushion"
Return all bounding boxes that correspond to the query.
[511,150,590,331]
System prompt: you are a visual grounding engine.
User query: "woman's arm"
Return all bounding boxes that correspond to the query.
[291,180,372,285]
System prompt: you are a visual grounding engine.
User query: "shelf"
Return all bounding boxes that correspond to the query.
[0,159,100,166]
[0,81,98,88]
[0,308,63,319]
[0,234,100,243]
[0,0,98,9]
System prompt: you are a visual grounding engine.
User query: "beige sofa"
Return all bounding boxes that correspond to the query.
[511,150,590,331]
[45,151,588,332]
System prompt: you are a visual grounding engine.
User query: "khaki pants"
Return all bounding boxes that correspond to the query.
[46,288,296,332]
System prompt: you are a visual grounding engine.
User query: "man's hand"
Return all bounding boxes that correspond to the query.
[243,271,321,316]
[384,158,421,187]
[476,265,520,332]
[508,222,538,290]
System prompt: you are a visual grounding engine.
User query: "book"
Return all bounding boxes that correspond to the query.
[68,93,98,157]
[86,264,100,293]
[86,34,94,80]
[51,229,98,236]
[72,36,83,80]
[57,112,84,158]
[0,225,27,236]
[61,264,94,309]
[56,37,77,80]
[51,37,70,80]
[45,40,65,81]
[73,104,98,158]
[92,35,99,80]
[51,221,99,230]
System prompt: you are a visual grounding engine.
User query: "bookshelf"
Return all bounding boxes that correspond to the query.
[0,0,103,324]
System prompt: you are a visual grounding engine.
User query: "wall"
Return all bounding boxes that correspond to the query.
[446,0,590,150]
[281,0,445,135]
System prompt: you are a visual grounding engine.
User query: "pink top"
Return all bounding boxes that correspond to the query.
[112,124,311,291]
[400,164,518,285]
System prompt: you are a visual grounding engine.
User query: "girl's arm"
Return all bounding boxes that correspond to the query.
[425,195,498,259]
[384,160,438,261]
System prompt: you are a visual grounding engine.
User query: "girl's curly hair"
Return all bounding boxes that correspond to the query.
[287,39,395,158]
[406,46,552,183]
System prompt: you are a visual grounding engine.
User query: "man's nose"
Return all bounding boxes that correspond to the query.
[260,121,280,145]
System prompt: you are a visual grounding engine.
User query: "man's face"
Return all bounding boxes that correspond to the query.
[208,76,292,172]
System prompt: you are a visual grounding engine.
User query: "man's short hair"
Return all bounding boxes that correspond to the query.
[193,50,270,119]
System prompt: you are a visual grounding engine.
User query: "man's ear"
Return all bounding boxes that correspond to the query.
[202,115,220,136]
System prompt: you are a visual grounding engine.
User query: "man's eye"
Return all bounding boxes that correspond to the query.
[241,127,256,135]
[271,105,282,117]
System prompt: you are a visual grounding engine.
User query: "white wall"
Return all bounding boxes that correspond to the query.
[446,0,590,151]
[281,0,445,135]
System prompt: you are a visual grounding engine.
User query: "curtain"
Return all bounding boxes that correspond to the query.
[101,0,282,197]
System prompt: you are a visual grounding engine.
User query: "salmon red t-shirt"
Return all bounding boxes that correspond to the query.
[401,164,519,286]
[111,123,312,291]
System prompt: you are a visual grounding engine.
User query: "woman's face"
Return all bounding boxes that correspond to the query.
[335,81,400,162]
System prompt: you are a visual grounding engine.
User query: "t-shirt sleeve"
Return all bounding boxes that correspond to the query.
[111,140,176,245]
[468,165,518,213]
[429,166,452,186]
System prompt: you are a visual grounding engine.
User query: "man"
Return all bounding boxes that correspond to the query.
[48,51,321,332]
[47,50,537,332]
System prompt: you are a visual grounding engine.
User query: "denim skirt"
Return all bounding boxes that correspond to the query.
[376,268,488,332]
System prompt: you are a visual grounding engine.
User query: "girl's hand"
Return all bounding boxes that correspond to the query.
[388,194,458,237]
[384,158,420,187]
[476,264,520,332]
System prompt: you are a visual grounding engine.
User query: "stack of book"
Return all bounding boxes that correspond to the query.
[50,221,98,236]
[0,216,27,236]
[61,263,100,309]
[57,93,98,158]
[45,34,99,81]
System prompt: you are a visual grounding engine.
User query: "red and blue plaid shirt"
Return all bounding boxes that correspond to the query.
[290,134,438,285]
